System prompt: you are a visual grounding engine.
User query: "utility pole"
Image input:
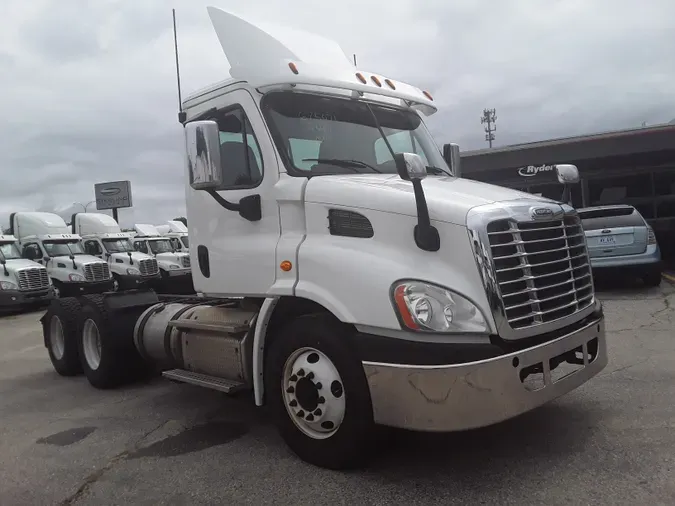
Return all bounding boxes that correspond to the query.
[480,108,497,148]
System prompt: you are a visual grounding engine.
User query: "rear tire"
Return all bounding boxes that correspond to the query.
[265,313,376,470]
[42,298,83,376]
[643,271,661,287]
[76,294,146,389]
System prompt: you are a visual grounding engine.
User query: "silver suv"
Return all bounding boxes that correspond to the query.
[578,205,662,286]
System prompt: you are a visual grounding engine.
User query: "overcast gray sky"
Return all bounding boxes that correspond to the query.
[1,0,673,229]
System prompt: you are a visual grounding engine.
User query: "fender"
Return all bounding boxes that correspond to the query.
[252,296,280,405]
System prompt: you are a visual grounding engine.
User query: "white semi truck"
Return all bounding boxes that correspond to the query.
[40,7,607,470]
[0,233,54,311]
[10,212,113,297]
[71,213,161,291]
[155,220,189,253]
[131,224,192,287]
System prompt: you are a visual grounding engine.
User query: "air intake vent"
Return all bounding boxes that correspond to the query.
[328,210,374,238]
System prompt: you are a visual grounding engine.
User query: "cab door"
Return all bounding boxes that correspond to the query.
[185,88,282,297]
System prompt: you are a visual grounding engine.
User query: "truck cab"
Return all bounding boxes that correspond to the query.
[0,234,54,311]
[72,213,161,291]
[10,212,114,297]
[156,220,189,253]
[131,224,191,284]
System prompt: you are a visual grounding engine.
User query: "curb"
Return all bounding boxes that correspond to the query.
[663,272,675,284]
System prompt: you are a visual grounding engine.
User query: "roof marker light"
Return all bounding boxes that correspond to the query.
[423,90,433,101]
[288,62,299,74]
[384,79,396,90]
[371,75,382,87]
[355,72,367,84]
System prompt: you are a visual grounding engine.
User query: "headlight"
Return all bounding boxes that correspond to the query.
[126,268,140,276]
[69,273,85,282]
[169,264,179,270]
[0,280,18,290]
[392,280,489,333]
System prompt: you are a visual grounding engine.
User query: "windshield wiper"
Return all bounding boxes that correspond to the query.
[426,166,451,176]
[303,158,382,174]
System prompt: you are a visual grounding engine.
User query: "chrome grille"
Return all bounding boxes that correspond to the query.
[487,213,593,331]
[83,262,111,282]
[17,267,50,291]
[181,256,191,269]
[139,258,159,277]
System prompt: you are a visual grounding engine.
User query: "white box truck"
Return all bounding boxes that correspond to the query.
[72,213,161,291]
[156,220,189,253]
[0,233,54,311]
[10,212,114,297]
[40,7,607,470]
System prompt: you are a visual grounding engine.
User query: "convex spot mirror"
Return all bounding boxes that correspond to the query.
[394,152,427,181]
[185,120,223,190]
[555,164,580,185]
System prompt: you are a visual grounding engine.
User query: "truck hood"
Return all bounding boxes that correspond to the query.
[304,174,552,226]
[110,251,152,263]
[156,252,189,265]
[2,259,46,273]
[51,255,107,267]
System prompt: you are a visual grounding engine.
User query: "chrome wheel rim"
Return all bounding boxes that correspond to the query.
[282,347,346,439]
[49,316,65,360]
[82,319,102,370]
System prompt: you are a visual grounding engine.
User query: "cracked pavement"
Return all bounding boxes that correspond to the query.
[1,280,674,505]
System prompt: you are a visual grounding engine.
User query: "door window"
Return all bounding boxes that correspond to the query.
[216,107,264,188]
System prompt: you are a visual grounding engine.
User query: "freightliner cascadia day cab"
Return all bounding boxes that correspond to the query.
[131,224,192,285]
[10,212,113,297]
[0,234,54,311]
[71,213,161,291]
[156,220,190,253]
[40,7,607,469]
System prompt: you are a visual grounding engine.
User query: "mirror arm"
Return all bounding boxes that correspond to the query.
[206,190,262,222]
[411,180,440,252]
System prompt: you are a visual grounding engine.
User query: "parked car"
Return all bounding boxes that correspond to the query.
[577,205,662,286]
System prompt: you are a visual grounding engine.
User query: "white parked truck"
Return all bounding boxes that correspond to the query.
[155,220,189,253]
[10,212,113,297]
[71,213,161,291]
[40,7,607,470]
[0,234,54,311]
[131,224,192,286]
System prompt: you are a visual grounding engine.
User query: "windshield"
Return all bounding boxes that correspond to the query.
[148,239,174,254]
[102,238,134,253]
[43,240,85,257]
[578,207,645,230]
[262,91,451,177]
[0,242,21,260]
[181,236,189,248]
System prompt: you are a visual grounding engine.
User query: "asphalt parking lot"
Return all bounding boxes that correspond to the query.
[1,280,674,506]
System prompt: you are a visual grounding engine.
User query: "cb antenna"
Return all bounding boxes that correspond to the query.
[173,9,186,125]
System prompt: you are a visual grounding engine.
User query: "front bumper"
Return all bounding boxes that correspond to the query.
[117,273,161,290]
[0,288,54,308]
[62,279,115,296]
[166,269,191,277]
[362,311,607,432]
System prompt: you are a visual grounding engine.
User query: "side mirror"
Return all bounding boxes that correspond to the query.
[185,120,223,190]
[42,256,49,262]
[443,143,462,178]
[555,164,579,185]
[394,152,427,181]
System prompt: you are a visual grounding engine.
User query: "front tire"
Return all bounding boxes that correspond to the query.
[265,313,375,470]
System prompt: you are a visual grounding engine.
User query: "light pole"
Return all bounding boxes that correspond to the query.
[480,108,497,148]
[73,201,96,213]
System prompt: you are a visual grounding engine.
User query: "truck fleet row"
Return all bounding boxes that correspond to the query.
[0,212,194,312]
[33,6,606,470]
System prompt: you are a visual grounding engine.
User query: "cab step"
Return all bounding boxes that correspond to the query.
[162,369,246,394]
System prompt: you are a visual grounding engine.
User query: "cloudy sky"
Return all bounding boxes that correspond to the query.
[1,0,673,229]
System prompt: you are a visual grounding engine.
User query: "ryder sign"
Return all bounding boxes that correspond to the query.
[517,164,555,177]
